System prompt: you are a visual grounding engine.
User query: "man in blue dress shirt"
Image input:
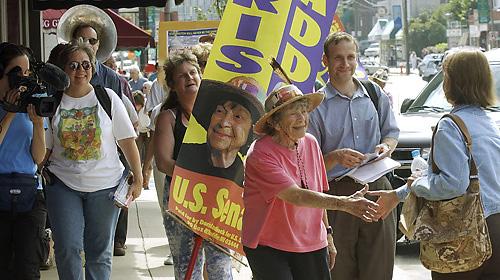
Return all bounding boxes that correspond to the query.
[308,32,400,280]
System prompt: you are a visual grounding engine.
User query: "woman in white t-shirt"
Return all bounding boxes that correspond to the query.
[44,42,142,280]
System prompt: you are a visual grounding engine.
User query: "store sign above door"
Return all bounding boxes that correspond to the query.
[32,0,167,10]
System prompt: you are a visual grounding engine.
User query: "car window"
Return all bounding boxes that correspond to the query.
[492,65,500,104]
[412,64,500,112]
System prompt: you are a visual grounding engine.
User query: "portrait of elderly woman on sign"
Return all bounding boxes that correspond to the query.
[242,84,380,280]
[175,80,264,187]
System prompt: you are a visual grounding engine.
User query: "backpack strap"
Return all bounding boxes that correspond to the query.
[94,85,112,121]
[49,87,112,123]
[359,79,379,112]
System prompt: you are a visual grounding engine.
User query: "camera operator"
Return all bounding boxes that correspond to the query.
[0,42,47,279]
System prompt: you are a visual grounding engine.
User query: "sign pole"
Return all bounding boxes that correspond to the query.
[184,235,204,280]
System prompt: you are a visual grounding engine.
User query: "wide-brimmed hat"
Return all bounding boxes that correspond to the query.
[370,69,389,83]
[193,80,265,154]
[194,79,264,129]
[254,84,324,135]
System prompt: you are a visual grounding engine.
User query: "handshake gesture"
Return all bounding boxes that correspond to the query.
[338,185,381,223]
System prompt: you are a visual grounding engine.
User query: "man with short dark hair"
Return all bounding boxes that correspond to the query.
[308,32,399,280]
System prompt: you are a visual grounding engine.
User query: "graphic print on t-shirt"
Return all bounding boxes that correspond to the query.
[58,105,102,160]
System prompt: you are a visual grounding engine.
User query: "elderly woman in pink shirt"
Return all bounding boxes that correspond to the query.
[242,85,380,280]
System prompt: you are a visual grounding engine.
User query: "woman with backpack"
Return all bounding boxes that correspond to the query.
[0,42,47,279]
[44,41,142,279]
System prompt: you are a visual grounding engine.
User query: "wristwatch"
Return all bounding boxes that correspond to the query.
[326,226,333,235]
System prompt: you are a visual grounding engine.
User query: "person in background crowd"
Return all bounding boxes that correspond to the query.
[45,41,142,279]
[243,84,380,280]
[142,81,153,97]
[148,63,159,82]
[103,56,118,72]
[191,42,212,74]
[133,91,151,190]
[129,65,148,92]
[154,51,233,279]
[369,49,500,280]
[308,32,399,280]
[369,69,393,107]
[0,42,46,280]
[410,51,418,70]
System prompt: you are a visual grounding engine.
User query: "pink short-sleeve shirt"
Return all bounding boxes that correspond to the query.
[242,134,329,252]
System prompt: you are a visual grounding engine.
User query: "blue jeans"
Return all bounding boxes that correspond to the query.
[45,176,120,280]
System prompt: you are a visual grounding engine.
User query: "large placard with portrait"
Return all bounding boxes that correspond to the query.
[168,0,340,255]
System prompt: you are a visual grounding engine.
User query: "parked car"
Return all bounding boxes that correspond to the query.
[417,53,444,82]
[360,60,389,75]
[359,39,376,55]
[364,42,380,57]
[391,48,500,240]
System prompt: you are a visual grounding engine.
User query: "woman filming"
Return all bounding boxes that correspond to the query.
[0,42,46,279]
[44,41,142,279]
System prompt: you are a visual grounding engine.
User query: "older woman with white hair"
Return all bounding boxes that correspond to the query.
[128,65,148,92]
[242,85,380,280]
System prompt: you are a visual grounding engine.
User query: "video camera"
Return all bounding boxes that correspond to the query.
[1,61,69,117]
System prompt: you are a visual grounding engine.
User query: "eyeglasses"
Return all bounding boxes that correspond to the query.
[68,61,92,71]
[80,37,99,46]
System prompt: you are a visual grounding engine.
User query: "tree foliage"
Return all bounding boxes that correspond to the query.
[407,0,473,55]
[212,0,228,19]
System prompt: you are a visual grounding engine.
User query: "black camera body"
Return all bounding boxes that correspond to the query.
[1,62,62,117]
[3,72,58,117]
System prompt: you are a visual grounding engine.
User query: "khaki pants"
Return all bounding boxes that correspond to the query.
[327,176,396,280]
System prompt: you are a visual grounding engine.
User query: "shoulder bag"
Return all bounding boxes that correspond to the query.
[399,114,492,273]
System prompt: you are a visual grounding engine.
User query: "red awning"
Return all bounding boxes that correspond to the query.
[41,9,154,49]
[42,9,66,29]
[33,1,167,10]
[104,9,154,49]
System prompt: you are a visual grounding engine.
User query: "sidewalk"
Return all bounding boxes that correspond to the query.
[40,180,253,279]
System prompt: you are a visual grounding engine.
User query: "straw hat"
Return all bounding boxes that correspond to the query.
[370,69,389,83]
[254,84,324,135]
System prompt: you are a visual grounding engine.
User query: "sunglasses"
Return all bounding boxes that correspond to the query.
[68,61,92,71]
[80,37,99,46]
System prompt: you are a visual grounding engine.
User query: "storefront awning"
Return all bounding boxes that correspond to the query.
[395,29,403,40]
[381,17,402,40]
[33,1,167,10]
[368,19,388,41]
[42,9,154,49]
[104,9,154,49]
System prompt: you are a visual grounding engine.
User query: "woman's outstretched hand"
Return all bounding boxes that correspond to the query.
[341,185,380,222]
